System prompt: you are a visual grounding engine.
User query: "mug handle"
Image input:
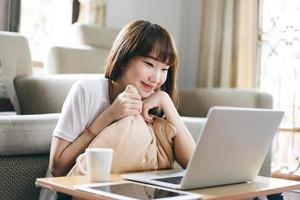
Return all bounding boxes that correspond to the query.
[76,153,87,175]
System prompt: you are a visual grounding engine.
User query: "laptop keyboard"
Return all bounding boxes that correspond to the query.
[154,176,183,184]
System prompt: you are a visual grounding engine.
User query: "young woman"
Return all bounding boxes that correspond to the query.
[50,20,195,176]
[40,19,195,200]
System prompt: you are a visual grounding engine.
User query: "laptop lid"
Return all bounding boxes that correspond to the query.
[180,106,284,189]
[123,107,284,190]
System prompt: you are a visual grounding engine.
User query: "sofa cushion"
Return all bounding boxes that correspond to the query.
[69,23,119,49]
[0,113,59,155]
[45,46,109,74]
[15,74,100,114]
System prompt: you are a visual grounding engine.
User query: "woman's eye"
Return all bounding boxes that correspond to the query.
[144,61,153,67]
[161,67,169,72]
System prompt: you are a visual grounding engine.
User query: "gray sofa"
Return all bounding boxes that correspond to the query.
[0,74,273,199]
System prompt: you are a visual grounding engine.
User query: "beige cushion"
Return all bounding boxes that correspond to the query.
[68,115,176,175]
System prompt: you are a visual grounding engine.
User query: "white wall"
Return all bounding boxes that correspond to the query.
[106,0,202,89]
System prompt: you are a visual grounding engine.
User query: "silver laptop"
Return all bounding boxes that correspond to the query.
[122,106,284,190]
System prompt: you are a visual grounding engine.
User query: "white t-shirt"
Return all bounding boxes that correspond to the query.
[40,76,110,200]
[53,76,110,141]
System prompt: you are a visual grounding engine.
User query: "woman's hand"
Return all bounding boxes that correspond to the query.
[142,91,169,122]
[106,85,142,122]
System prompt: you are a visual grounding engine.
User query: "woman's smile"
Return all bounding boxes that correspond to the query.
[141,81,156,91]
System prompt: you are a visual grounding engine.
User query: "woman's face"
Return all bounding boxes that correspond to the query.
[118,53,170,99]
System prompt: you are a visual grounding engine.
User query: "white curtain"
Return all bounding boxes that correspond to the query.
[77,0,107,26]
[197,0,259,88]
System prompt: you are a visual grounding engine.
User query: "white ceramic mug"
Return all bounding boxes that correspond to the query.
[76,148,113,182]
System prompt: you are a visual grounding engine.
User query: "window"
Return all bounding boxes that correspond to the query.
[259,0,300,172]
[259,0,300,129]
[19,0,74,65]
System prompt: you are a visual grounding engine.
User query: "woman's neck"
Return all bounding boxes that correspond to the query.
[108,80,124,104]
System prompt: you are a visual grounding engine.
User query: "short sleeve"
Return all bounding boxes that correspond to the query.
[53,81,88,142]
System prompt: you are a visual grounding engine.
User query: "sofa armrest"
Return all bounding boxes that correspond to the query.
[14,74,101,114]
[0,113,59,155]
[179,88,273,117]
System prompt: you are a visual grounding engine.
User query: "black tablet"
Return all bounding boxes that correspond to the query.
[75,181,201,200]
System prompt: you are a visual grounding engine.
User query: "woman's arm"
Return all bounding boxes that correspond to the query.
[142,91,196,168]
[50,85,142,176]
[50,111,112,176]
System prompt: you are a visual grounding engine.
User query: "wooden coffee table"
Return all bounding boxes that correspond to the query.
[36,175,300,200]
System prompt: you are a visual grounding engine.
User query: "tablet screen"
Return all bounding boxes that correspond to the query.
[89,182,186,199]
